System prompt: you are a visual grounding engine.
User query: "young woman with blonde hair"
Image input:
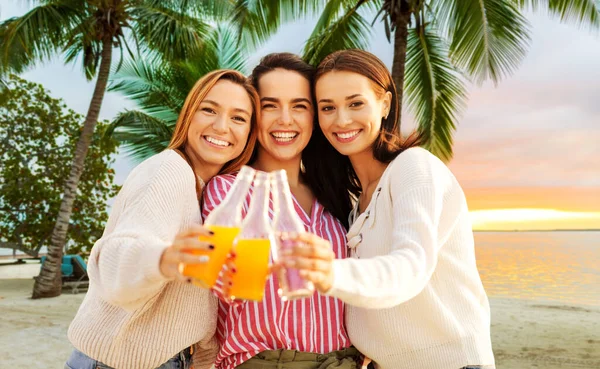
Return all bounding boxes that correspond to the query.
[66,69,259,369]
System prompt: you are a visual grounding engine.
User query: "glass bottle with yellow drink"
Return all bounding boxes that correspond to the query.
[226,171,273,302]
[179,166,255,288]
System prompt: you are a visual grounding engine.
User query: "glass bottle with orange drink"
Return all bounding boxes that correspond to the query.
[226,171,273,301]
[271,169,315,300]
[179,166,255,288]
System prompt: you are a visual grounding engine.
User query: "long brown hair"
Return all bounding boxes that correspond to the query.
[313,49,421,219]
[167,69,259,174]
[248,53,353,228]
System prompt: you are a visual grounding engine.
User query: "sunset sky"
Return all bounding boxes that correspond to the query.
[3,3,599,231]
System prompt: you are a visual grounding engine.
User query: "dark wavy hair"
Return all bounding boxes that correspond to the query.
[248,52,353,228]
[313,49,422,219]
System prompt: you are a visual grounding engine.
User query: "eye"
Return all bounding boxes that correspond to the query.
[294,104,308,110]
[262,103,277,109]
[349,101,364,108]
[201,107,216,114]
[320,105,335,112]
[232,116,247,123]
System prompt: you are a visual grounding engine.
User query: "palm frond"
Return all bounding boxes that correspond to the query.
[109,56,184,114]
[435,0,531,85]
[130,2,212,61]
[156,0,234,20]
[232,0,326,51]
[515,0,600,29]
[404,24,467,162]
[107,110,174,162]
[0,1,79,74]
[187,24,249,75]
[303,2,372,65]
[62,18,102,80]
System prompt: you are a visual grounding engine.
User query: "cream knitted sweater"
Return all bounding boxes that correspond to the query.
[327,148,495,369]
[68,150,218,369]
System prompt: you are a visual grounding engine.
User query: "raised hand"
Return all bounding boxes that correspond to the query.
[280,232,335,294]
[159,224,214,283]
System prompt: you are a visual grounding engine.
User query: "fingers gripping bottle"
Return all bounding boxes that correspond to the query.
[227,171,273,301]
[271,169,315,300]
[180,166,255,288]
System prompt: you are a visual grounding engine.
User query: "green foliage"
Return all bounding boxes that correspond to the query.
[0,75,120,257]
[0,0,215,81]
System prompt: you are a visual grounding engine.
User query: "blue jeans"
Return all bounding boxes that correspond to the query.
[64,348,192,369]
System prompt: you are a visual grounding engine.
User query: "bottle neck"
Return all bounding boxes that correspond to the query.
[205,171,254,226]
[274,175,296,212]
[246,177,270,219]
[239,174,272,238]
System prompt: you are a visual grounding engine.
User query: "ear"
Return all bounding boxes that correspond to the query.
[382,91,392,118]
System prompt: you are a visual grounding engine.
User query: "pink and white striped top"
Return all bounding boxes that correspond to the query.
[202,172,351,369]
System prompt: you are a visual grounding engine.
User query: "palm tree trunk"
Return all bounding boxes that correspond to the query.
[32,37,113,299]
[391,7,411,129]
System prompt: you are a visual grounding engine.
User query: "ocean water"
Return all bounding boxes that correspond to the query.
[2,231,599,307]
[475,231,600,307]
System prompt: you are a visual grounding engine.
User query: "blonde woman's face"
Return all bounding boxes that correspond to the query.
[186,80,253,166]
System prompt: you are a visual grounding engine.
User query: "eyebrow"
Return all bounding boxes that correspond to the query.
[318,94,362,104]
[261,97,312,105]
[202,99,251,116]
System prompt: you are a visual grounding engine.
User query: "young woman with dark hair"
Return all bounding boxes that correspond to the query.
[283,49,495,369]
[202,53,360,369]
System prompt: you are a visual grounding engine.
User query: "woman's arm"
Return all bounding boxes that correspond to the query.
[88,156,210,311]
[286,150,451,308]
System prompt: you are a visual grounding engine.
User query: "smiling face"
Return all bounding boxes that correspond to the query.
[185,79,253,167]
[255,69,314,163]
[315,70,391,158]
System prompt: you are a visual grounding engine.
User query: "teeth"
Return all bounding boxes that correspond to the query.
[272,132,298,139]
[205,136,230,147]
[337,130,360,139]
[271,132,298,142]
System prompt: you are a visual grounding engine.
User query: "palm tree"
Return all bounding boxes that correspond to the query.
[0,0,218,298]
[303,0,600,161]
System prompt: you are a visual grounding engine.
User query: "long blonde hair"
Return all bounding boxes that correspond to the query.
[167,69,259,174]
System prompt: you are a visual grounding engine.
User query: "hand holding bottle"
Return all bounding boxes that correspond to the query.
[159,224,215,283]
[280,232,335,294]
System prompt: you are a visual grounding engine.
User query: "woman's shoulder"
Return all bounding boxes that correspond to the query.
[203,171,239,196]
[385,147,455,191]
[124,150,195,193]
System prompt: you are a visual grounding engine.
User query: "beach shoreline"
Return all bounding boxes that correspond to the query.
[0,265,599,368]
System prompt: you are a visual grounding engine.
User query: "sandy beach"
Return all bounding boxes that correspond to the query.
[1,263,599,369]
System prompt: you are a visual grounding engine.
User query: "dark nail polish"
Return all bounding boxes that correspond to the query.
[208,244,215,250]
[186,278,192,284]
[230,252,237,258]
[231,267,237,274]
[228,281,233,286]
[208,230,215,235]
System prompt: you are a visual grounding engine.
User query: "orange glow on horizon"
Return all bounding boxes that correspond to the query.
[469,208,600,231]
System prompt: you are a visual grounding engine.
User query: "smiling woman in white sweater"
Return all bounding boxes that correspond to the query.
[65,69,259,369]
[283,49,495,369]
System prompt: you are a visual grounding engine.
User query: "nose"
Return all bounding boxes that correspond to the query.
[212,114,228,134]
[336,108,352,127]
[279,107,293,125]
